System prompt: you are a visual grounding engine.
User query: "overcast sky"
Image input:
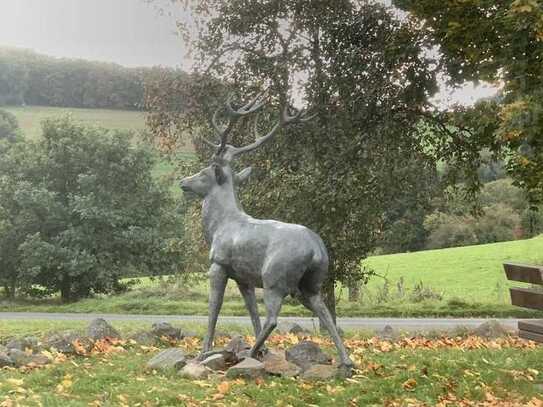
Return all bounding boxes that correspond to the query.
[0,0,498,106]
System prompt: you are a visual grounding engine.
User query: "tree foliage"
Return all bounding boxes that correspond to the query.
[146,1,442,312]
[394,0,543,204]
[0,47,188,110]
[0,118,184,301]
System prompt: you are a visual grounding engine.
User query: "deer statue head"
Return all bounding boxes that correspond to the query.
[179,91,314,197]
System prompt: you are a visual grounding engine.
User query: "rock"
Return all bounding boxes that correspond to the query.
[262,350,301,377]
[201,354,227,371]
[302,364,339,380]
[226,357,266,379]
[151,322,183,340]
[87,318,121,341]
[6,336,39,353]
[43,331,92,354]
[7,349,50,367]
[378,325,396,340]
[0,352,13,367]
[129,331,159,346]
[473,320,509,339]
[146,348,186,371]
[225,335,251,355]
[277,322,309,335]
[179,362,210,379]
[285,341,332,370]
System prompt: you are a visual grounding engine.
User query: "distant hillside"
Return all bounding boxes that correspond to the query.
[364,235,543,303]
[0,46,188,110]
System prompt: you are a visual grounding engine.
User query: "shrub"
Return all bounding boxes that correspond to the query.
[0,117,184,301]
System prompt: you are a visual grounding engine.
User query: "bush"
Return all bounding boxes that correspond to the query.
[0,117,184,301]
[424,212,478,249]
[0,109,20,142]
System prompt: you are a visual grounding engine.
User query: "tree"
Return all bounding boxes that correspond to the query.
[0,117,184,301]
[394,0,543,204]
[0,109,21,142]
[146,1,441,316]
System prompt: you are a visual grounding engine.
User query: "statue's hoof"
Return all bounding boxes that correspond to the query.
[338,362,355,378]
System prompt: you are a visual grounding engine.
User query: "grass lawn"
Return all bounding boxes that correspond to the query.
[3,237,543,318]
[0,321,542,406]
[363,234,543,303]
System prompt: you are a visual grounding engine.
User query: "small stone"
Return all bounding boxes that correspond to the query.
[87,318,121,341]
[201,354,227,371]
[473,320,509,339]
[277,322,309,335]
[225,335,251,355]
[263,350,301,377]
[0,352,13,367]
[226,357,265,379]
[285,341,332,370]
[179,362,210,379]
[378,325,396,340]
[7,349,50,367]
[151,322,183,340]
[6,336,39,353]
[302,364,339,380]
[129,331,159,346]
[43,331,92,354]
[147,348,186,371]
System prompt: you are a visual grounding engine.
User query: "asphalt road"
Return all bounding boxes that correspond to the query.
[0,312,521,333]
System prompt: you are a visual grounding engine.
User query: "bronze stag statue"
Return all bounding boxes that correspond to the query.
[179,91,354,374]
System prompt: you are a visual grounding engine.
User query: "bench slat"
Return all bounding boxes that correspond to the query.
[518,320,543,335]
[504,262,543,285]
[510,288,543,310]
[519,329,543,343]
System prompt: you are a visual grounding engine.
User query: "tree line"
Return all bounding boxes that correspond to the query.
[0,47,188,110]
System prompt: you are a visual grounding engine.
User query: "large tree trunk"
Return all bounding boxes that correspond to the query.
[60,277,72,303]
[322,279,337,325]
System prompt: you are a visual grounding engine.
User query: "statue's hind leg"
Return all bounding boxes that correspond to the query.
[300,291,354,377]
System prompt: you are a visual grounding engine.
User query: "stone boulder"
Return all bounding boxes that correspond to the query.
[225,335,251,355]
[0,347,13,367]
[43,331,93,354]
[201,354,227,371]
[6,336,39,353]
[262,350,301,377]
[179,362,210,379]
[226,357,266,379]
[473,320,509,339]
[277,322,309,335]
[151,322,183,340]
[302,364,339,380]
[146,348,186,371]
[129,331,160,346]
[7,349,50,367]
[87,319,121,341]
[378,325,396,341]
[285,341,332,370]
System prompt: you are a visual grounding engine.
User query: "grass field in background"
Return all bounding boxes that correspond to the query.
[3,236,543,318]
[4,105,147,139]
[363,234,543,304]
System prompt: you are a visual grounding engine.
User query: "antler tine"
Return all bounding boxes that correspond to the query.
[226,90,268,117]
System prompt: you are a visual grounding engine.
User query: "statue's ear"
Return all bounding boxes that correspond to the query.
[234,167,252,185]
[212,163,226,185]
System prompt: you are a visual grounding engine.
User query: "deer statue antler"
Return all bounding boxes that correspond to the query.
[201,90,315,161]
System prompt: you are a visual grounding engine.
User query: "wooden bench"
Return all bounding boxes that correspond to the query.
[504,262,543,343]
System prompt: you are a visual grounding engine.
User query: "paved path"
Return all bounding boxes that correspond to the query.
[0,312,521,333]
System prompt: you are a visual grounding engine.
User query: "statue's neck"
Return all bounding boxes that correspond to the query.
[202,185,244,243]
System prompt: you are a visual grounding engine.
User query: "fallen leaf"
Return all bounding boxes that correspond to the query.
[402,378,417,391]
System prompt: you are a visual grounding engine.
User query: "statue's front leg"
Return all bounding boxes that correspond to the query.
[201,263,228,355]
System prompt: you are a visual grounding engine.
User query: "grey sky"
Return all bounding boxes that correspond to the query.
[0,0,498,106]
[0,0,186,68]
